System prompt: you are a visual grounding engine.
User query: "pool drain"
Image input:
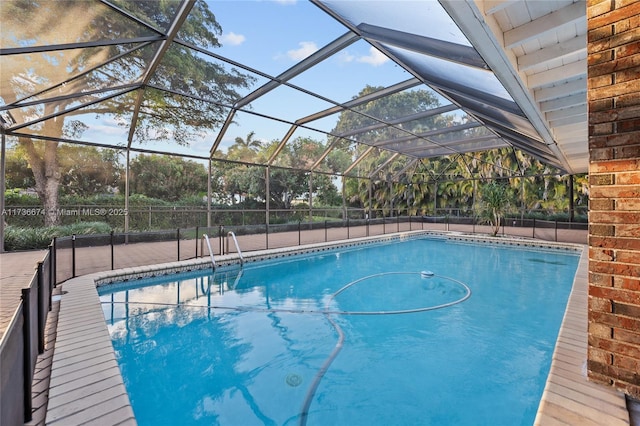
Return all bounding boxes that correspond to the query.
[286,373,303,387]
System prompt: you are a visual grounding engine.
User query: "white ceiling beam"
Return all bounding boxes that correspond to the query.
[540,92,586,112]
[527,59,587,89]
[504,1,586,49]
[545,104,587,121]
[534,78,586,102]
[483,0,518,15]
[439,0,573,173]
[554,122,587,137]
[518,35,586,71]
[549,113,587,128]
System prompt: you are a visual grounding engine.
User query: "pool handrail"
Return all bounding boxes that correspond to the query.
[226,231,244,265]
[201,234,216,270]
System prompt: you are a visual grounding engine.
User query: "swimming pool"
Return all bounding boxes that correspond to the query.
[99,235,580,425]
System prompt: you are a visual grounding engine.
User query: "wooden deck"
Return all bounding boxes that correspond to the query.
[534,249,629,425]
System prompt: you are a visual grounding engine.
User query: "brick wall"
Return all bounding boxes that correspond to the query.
[587,0,640,399]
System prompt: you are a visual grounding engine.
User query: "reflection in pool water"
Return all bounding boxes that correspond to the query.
[100,237,579,426]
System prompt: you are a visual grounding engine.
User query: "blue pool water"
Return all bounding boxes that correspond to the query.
[99,237,580,426]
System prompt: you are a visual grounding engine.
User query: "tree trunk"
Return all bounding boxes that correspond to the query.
[20,136,61,226]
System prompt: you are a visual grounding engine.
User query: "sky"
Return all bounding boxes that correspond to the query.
[186,0,416,157]
[11,0,468,166]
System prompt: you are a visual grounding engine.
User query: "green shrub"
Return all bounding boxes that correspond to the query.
[4,222,112,251]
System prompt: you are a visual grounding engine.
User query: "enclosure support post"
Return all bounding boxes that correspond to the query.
[368,179,372,221]
[0,133,6,253]
[207,159,212,228]
[341,176,346,221]
[124,149,130,236]
[265,166,270,226]
[433,180,438,215]
[569,174,574,222]
[308,171,313,224]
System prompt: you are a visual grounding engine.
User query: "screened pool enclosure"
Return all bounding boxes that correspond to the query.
[1,0,588,238]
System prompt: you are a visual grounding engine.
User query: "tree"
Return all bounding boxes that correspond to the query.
[2,0,254,225]
[231,131,262,151]
[58,146,122,198]
[5,144,121,197]
[4,145,35,190]
[331,85,444,209]
[479,181,511,236]
[127,154,207,202]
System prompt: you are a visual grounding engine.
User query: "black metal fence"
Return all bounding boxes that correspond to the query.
[0,244,54,425]
[52,215,587,285]
[4,205,588,230]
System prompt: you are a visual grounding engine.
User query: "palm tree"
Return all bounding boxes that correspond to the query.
[233,131,262,150]
[480,181,511,236]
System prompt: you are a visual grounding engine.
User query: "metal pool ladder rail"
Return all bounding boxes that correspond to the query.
[226,231,244,265]
[201,234,216,270]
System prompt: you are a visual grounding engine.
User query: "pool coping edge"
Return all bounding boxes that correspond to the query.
[46,231,626,425]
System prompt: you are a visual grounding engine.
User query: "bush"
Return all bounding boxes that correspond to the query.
[4,222,112,251]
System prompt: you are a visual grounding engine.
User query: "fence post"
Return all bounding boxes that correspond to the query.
[383,218,386,234]
[324,221,328,242]
[110,231,114,270]
[366,218,370,237]
[533,218,536,238]
[49,242,54,306]
[195,226,199,258]
[409,215,412,231]
[219,225,224,255]
[266,223,269,250]
[71,234,76,278]
[36,262,46,354]
[52,237,57,287]
[555,220,558,242]
[21,288,33,423]
[347,218,350,239]
[298,221,301,246]
[176,228,180,261]
[396,215,400,233]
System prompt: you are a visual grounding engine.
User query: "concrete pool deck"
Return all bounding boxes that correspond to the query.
[1,231,631,425]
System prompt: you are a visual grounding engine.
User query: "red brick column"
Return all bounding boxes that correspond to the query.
[587,0,640,399]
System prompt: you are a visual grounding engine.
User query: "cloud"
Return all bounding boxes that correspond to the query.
[337,51,355,64]
[221,32,245,46]
[273,0,296,4]
[357,47,389,67]
[287,41,318,61]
